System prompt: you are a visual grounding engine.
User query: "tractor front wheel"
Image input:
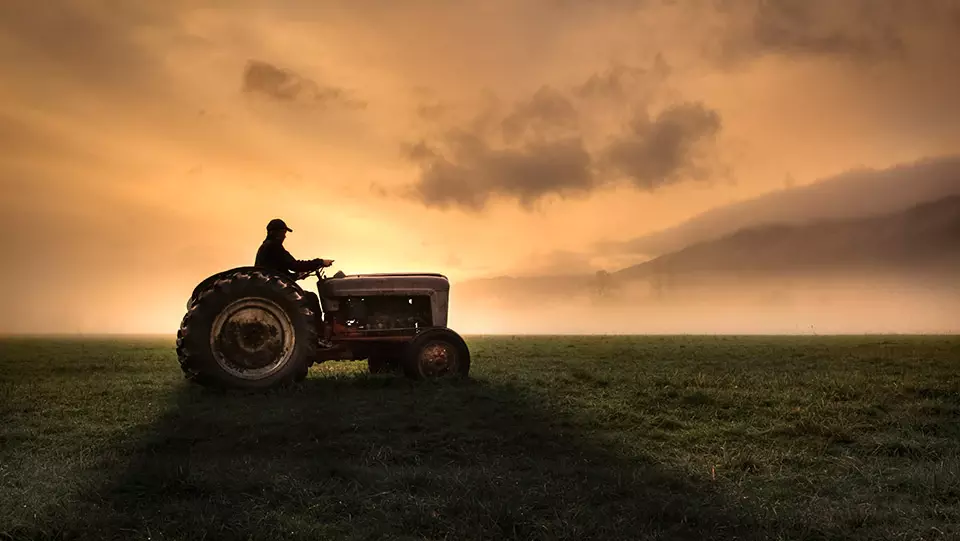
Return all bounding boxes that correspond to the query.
[402,328,470,380]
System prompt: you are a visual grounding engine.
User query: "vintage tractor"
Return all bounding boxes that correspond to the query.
[175,265,470,389]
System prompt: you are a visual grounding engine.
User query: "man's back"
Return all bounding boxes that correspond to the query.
[255,237,295,278]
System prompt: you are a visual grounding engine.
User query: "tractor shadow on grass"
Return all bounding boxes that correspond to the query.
[51,369,768,540]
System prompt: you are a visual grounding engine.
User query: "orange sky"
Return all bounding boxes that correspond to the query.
[2,1,959,333]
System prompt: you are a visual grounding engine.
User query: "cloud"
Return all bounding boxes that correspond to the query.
[241,60,366,109]
[404,71,723,211]
[750,0,905,61]
[406,133,595,211]
[601,102,722,190]
[500,86,579,143]
[715,0,960,65]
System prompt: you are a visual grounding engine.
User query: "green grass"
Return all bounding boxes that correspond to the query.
[1,335,959,540]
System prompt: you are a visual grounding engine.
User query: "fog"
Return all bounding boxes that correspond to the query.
[450,273,960,335]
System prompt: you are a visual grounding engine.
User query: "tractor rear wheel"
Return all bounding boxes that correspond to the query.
[401,328,470,380]
[176,269,318,390]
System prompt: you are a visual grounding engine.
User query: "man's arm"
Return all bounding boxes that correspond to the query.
[279,247,316,272]
[279,246,331,273]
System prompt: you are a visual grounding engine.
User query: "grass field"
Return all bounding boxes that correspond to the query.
[1,335,959,540]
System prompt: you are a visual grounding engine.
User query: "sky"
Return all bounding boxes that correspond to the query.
[2,0,960,333]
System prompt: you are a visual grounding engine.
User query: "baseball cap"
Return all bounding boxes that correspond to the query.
[266,218,293,232]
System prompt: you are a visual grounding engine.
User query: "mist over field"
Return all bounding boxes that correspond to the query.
[452,274,960,335]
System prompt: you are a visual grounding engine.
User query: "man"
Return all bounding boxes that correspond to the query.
[255,218,334,342]
[255,218,333,279]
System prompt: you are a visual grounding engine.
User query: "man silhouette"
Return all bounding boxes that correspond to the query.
[255,218,332,279]
[255,218,333,342]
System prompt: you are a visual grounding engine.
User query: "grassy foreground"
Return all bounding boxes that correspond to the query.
[1,335,959,540]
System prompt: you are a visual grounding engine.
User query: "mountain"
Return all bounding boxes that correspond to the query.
[454,195,960,306]
[615,194,960,280]
[608,154,960,258]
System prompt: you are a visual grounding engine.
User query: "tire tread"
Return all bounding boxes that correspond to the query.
[176,269,317,389]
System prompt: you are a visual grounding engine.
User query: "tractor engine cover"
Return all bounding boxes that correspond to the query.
[319,273,450,328]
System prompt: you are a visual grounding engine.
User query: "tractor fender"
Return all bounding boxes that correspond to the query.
[186,266,304,309]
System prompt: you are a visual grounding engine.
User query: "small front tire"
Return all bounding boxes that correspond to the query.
[402,328,470,380]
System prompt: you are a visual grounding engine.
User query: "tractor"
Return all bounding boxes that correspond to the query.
[175,265,470,389]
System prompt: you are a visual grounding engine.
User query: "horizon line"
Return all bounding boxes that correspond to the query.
[1,332,957,338]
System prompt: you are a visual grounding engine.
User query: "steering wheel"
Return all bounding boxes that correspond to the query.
[294,261,332,282]
[293,269,319,281]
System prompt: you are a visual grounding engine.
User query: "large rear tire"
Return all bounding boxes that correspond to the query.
[402,328,470,380]
[176,269,318,390]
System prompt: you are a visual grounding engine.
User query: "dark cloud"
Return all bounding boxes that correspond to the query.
[241,60,366,109]
[406,133,595,211]
[602,102,721,190]
[404,84,722,211]
[750,0,904,60]
[717,0,960,65]
[500,86,579,143]
[394,46,730,212]
[402,87,596,211]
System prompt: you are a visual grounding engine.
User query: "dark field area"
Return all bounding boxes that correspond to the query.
[2,336,959,540]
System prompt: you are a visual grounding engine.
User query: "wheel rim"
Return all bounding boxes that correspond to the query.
[418,340,459,377]
[210,297,296,380]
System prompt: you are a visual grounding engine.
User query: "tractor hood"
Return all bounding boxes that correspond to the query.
[321,273,449,296]
[319,273,451,327]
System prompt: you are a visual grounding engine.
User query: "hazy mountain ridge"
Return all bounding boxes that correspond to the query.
[605,155,960,258]
[616,194,960,280]
[455,193,960,302]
